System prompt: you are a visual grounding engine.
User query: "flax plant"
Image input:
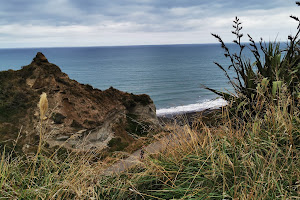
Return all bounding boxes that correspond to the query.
[205,2,300,119]
[31,92,48,178]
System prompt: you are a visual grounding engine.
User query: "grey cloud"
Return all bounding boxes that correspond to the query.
[0,0,295,26]
[0,0,298,48]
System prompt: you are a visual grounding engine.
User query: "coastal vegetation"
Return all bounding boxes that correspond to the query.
[206,14,300,119]
[0,2,300,200]
[1,79,299,199]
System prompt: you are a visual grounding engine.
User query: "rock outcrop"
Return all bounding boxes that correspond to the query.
[0,52,160,153]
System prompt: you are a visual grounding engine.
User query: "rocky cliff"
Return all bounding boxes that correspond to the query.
[0,52,160,153]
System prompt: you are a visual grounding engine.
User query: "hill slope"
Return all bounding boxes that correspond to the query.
[0,52,160,153]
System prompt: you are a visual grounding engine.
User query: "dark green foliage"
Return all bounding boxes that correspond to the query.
[85,84,94,91]
[55,77,71,86]
[206,4,300,118]
[83,119,103,126]
[132,94,152,106]
[0,71,38,124]
[52,113,66,124]
[56,146,70,161]
[70,120,83,128]
[126,114,150,136]
[19,65,37,79]
[0,70,14,80]
[122,98,137,109]
[0,125,18,135]
[108,137,128,151]
[122,94,152,110]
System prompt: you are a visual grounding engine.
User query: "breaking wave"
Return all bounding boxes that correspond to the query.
[156,98,227,116]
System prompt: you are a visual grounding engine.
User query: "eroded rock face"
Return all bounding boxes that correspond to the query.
[0,52,160,153]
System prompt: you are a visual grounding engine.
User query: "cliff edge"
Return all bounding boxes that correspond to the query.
[0,52,160,153]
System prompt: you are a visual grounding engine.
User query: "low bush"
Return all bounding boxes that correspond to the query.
[205,2,300,119]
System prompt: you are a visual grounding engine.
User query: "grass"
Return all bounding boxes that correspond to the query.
[108,137,129,152]
[98,89,299,199]
[0,150,100,199]
[0,86,299,199]
[126,113,151,136]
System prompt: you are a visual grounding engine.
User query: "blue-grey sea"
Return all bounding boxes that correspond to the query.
[0,44,254,115]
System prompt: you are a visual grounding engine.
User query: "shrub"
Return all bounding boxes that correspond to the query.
[205,2,300,119]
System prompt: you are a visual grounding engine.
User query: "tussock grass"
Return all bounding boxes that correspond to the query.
[0,150,102,199]
[0,87,299,199]
[99,90,300,199]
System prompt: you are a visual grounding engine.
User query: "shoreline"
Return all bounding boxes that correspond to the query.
[155,98,227,117]
[157,108,221,126]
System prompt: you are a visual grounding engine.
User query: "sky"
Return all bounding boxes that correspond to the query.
[0,0,299,48]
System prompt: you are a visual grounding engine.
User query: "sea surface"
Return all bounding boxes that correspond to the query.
[0,44,255,116]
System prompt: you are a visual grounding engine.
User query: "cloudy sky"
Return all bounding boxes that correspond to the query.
[0,0,299,48]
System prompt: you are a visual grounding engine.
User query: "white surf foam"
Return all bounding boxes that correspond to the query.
[156,98,227,116]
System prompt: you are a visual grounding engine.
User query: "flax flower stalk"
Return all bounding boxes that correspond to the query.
[37,92,48,153]
[32,92,48,177]
[39,92,48,121]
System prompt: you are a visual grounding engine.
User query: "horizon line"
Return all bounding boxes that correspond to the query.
[0,40,288,50]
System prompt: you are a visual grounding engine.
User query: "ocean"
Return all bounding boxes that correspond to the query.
[0,44,254,116]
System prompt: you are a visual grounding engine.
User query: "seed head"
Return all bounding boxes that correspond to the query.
[38,92,48,120]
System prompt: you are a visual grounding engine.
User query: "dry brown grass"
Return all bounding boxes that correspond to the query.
[0,87,299,199]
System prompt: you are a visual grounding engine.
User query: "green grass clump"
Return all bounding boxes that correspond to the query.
[126,114,151,136]
[108,137,129,152]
